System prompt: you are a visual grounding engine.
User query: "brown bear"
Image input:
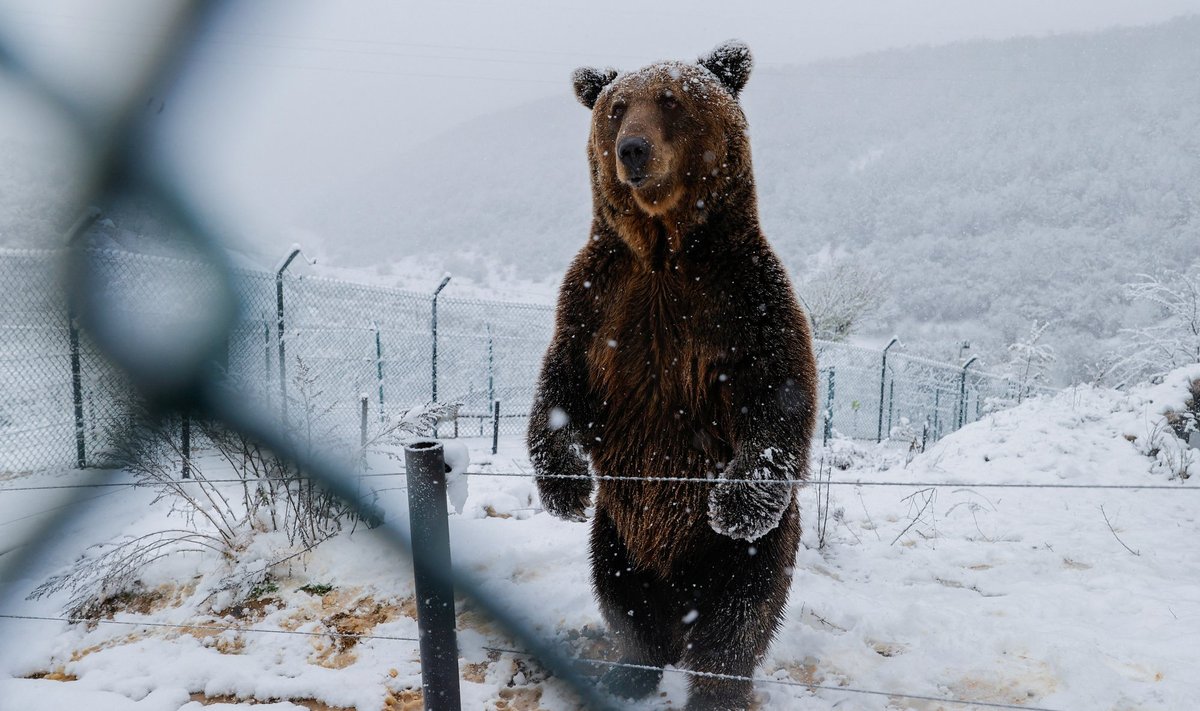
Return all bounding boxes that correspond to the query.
[527,40,817,711]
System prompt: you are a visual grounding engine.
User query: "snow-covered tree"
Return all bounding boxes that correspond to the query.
[1118,267,1200,383]
[798,260,888,342]
[1005,320,1056,401]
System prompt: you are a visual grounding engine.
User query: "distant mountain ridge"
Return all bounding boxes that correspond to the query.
[308,17,1199,380]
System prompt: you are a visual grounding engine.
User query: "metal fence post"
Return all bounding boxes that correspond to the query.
[887,379,895,438]
[67,308,87,469]
[958,356,979,430]
[63,207,98,469]
[823,367,835,446]
[486,323,494,407]
[877,336,899,442]
[263,321,272,409]
[932,389,941,441]
[275,247,308,427]
[403,440,462,711]
[373,322,386,422]
[492,400,500,455]
[181,413,191,479]
[360,395,369,449]
[431,275,451,404]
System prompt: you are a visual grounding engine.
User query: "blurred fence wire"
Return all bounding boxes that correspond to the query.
[0,246,1052,474]
[0,3,1060,708]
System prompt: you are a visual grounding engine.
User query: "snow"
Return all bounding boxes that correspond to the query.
[2,371,1199,709]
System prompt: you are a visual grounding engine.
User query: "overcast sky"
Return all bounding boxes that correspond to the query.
[2,0,1198,254]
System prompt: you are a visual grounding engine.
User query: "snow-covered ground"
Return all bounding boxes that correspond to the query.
[1,368,1198,710]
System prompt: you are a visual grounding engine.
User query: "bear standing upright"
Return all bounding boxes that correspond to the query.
[527,40,817,711]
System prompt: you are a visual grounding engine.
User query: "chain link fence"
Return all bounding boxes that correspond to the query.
[1,247,1052,475]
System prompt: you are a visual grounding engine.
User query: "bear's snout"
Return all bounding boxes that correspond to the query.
[617,136,652,182]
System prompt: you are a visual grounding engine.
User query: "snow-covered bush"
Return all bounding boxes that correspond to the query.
[29,357,458,617]
[1129,368,1200,481]
[1113,268,1200,385]
[797,260,888,342]
[1005,320,1056,401]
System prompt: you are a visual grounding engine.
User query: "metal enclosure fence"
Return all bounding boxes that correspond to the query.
[1,247,1050,474]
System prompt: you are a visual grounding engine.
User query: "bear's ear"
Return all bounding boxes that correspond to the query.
[698,40,753,97]
[572,66,618,109]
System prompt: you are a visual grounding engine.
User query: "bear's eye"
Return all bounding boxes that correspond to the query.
[609,102,626,120]
[660,94,679,111]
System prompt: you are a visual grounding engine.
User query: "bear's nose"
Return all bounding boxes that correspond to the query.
[617,136,651,174]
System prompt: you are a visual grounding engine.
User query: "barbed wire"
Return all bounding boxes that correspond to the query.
[0,612,420,645]
[3,468,1195,493]
[0,612,1063,711]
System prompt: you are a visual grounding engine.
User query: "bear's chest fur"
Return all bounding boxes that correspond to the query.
[583,256,743,573]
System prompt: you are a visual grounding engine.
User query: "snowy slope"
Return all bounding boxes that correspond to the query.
[1,368,1198,710]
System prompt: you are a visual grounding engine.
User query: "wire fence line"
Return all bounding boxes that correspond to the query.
[4,469,1198,494]
[1,246,1053,475]
[0,613,1063,711]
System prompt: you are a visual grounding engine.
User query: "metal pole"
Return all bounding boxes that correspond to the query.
[486,323,494,408]
[823,367,835,446]
[263,321,272,409]
[403,440,462,711]
[492,400,500,455]
[958,356,979,430]
[373,322,386,422]
[275,247,309,428]
[887,379,895,438]
[67,309,87,469]
[64,208,99,470]
[877,336,899,442]
[360,395,369,449]
[431,275,451,404]
[932,389,941,440]
[181,413,191,479]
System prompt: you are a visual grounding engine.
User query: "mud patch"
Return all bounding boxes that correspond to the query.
[189,693,353,710]
[92,580,199,619]
[24,668,77,682]
[382,688,422,711]
[492,686,545,711]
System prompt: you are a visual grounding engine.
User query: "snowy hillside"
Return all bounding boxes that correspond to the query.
[308,17,1200,378]
[2,367,1197,710]
[3,19,1197,377]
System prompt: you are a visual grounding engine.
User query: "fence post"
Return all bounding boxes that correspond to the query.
[932,389,941,441]
[823,367,835,446]
[877,337,899,443]
[887,379,895,438]
[373,322,386,422]
[431,275,452,404]
[181,413,191,479]
[67,308,87,469]
[275,247,310,427]
[958,356,979,430]
[63,209,99,470]
[360,395,369,449]
[403,440,462,711]
[486,323,494,407]
[492,400,500,455]
[263,321,272,409]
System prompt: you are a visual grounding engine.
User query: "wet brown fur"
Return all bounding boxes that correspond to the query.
[529,51,817,709]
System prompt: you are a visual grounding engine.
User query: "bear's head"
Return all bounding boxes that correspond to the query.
[572,40,755,229]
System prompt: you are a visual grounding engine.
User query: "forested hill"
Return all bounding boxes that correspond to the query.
[312,17,1200,377]
[2,18,1197,380]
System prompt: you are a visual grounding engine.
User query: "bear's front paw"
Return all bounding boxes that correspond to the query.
[707,478,792,541]
[536,474,593,522]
